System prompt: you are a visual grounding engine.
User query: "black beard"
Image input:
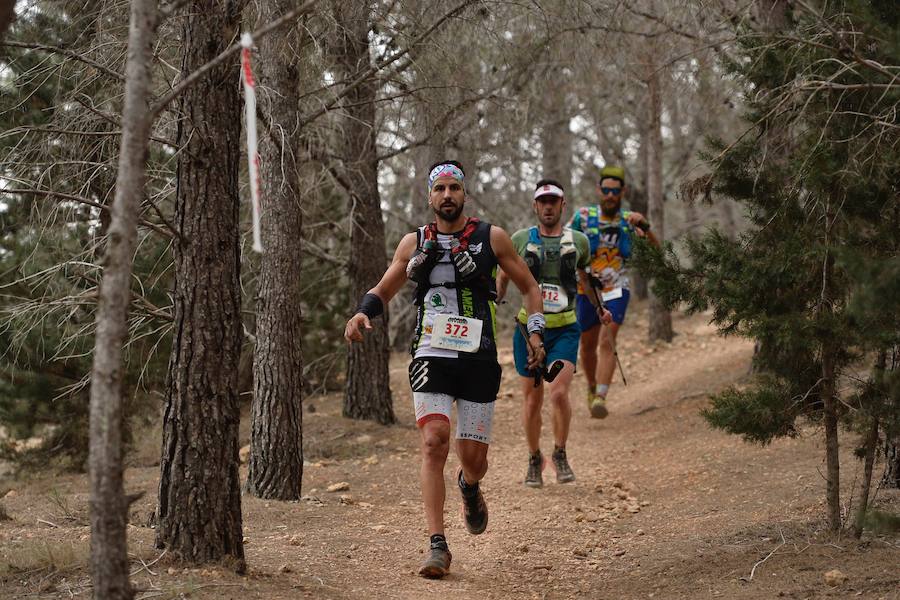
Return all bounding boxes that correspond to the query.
[434,203,464,223]
[600,202,620,218]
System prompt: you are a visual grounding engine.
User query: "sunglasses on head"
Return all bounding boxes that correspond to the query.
[600,187,622,196]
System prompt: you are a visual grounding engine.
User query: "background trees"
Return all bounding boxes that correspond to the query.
[636,0,900,533]
[1,1,896,588]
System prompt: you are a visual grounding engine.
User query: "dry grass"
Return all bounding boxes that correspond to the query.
[0,538,88,579]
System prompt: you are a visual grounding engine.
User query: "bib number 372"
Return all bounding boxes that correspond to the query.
[430,314,483,353]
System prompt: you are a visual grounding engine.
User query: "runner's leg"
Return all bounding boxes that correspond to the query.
[579,325,600,391]
[419,417,451,536]
[548,360,576,447]
[521,377,544,454]
[596,322,620,393]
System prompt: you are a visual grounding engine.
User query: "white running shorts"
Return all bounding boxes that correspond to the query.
[413,392,494,444]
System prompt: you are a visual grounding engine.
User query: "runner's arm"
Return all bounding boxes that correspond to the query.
[495,268,509,303]
[578,269,612,324]
[344,233,417,343]
[625,211,660,247]
[491,226,545,368]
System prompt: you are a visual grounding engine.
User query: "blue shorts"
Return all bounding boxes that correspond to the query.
[513,322,580,377]
[575,289,630,330]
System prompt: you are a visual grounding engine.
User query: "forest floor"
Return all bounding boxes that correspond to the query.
[1,304,899,599]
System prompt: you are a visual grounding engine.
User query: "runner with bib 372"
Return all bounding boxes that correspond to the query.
[344,160,546,580]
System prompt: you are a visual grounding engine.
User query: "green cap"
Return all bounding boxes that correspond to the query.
[599,165,625,184]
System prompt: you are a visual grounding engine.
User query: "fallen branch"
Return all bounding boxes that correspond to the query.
[743,528,786,582]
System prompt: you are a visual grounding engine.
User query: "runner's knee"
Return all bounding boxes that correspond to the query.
[421,429,450,461]
[523,392,543,413]
[549,387,569,408]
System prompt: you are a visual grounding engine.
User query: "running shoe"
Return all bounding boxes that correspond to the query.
[418,546,452,579]
[524,451,544,488]
[552,446,576,483]
[457,467,488,535]
[589,394,608,419]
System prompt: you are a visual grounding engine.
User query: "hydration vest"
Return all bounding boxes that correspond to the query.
[523,227,579,301]
[578,206,634,258]
[409,218,498,359]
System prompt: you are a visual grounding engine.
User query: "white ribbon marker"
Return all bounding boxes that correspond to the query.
[240,32,263,253]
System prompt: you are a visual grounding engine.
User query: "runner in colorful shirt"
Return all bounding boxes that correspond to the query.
[569,166,658,418]
[344,160,546,580]
[497,179,611,487]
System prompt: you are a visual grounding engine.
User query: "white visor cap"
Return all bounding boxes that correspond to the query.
[533,184,564,200]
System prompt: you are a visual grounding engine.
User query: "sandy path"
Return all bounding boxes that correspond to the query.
[2,307,898,599]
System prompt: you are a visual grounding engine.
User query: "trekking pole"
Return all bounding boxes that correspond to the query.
[587,274,628,386]
[515,320,564,387]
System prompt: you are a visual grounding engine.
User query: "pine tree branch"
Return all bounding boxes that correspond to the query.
[150,0,320,117]
[296,0,479,129]
[1,188,175,239]
[0,40,125,82]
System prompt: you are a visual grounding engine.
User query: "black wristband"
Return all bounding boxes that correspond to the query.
[356,292,383,319]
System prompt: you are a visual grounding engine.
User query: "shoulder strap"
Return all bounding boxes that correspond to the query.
[453,217,480,253]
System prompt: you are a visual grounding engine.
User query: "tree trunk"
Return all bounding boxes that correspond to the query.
[156,0,245,570]
[821,344,841,531]
[88,1,158,597]
[0,0,14,39]
[645,63,672,342]
[630,129,649,301]
[852,351,887,537]
[246,0,304,500]
[330,1,395,425]
[852,416,879,538]
[885,439,900,488]
[539,64,572,193]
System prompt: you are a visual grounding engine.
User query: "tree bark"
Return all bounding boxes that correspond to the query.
[156,0,245,570]
[88,1,159,597]
[630,120,650,301]
[645,62,673,343]
[246,0,304,501]
[330,1,395,425]
[821,343,841,531]
[852,416,879,538]
[539,57,573,194]
[0,0,14,39]
[885,439,900,488]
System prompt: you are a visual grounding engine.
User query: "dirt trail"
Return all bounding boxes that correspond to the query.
[1,306,899,599]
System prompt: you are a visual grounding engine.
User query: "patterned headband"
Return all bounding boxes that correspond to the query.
[427,163,465,190]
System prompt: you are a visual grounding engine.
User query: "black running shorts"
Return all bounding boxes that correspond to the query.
[408,357,502,404]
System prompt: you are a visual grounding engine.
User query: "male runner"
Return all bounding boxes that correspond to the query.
[497,179,611,487]
[569,166,657,418]
[344,160,546,579]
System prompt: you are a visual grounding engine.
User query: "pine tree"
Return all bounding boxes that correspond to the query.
[635,0,900,533]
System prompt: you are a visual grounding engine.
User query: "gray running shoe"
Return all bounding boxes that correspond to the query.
[552,447,576,483]
[525,451,544,488]
[457,467,488,535]
[418,546,452,579]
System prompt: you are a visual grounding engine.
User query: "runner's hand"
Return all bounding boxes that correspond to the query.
[526,333,546,369]
[597,307,613,325]
[626,212,650,237]
[344,313,372,343]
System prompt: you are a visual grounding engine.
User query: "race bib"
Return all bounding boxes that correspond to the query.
[602,287,624,302]
[541,283,568,313]
[430,314,483,353]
